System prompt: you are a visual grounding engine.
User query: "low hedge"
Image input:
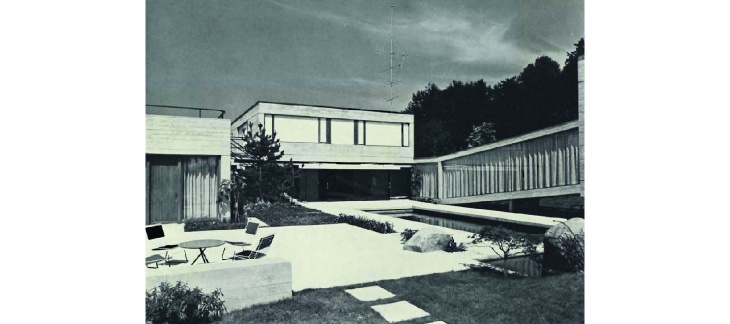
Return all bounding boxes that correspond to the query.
[184,218,247,232]
[337,214,395,234]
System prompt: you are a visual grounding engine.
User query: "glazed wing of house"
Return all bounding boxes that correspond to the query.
[231,101,414,165]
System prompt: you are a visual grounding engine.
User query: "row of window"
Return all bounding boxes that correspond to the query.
[238,114,410,147]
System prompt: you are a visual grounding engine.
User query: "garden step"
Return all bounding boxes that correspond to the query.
[370,301,430,323]
[344,286,395,302]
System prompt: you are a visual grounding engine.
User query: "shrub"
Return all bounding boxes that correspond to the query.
[412,197,439,204]
[410,168,423,197]
[444,237,467,253]
[400,229,419,242]
[549,229,584,273]
[184,217,247,232]
[337,214,395,234]
[146,281,226,324]
[470,226,541,276]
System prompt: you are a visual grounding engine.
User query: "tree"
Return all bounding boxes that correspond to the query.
[238,122,298,204]
[466,122,498,147]
[405,81,490,157]
[403,37,585,158]
[470,226,541,277]
[557,37,584,123]
[241,122,285,163]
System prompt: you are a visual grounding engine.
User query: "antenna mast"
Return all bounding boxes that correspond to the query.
[389,4,394,111]
[376,3,406,112]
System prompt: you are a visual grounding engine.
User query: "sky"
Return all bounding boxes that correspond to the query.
[146,0,584,119]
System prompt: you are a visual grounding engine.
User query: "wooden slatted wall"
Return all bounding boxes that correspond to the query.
[413,128,580,200]
[442,129,580,198]
[413,163,439,198]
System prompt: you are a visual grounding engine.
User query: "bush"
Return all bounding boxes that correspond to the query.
[146,281,226,324]
[470,225,541,276]
[548,230,584,273]
[412,197,439,204]
[444,237,467,253]
[400,229,419,242]
[337,214,395,234]
[184,217,247,232]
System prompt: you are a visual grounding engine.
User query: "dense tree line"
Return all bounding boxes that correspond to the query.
[405,38,584,158]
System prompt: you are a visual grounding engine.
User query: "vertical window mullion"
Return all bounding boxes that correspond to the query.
[354,120,358,145]
[326,118,331,144]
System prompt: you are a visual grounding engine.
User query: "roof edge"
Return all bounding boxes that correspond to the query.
[232,101,411,124]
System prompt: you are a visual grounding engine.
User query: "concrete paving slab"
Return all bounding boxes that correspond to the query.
[345,286,396,302]
[371,301,430,323]
[147,223,481,291]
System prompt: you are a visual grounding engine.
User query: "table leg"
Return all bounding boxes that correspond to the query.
[191,249,204,265]
[201,248,209,263]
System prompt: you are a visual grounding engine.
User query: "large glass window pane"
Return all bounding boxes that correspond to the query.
[365,121,402,146]
[273,115,319,143]
[331,119,354,145]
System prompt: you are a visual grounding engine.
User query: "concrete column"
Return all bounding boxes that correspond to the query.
[437,161,444,199]
[578,55,585,197]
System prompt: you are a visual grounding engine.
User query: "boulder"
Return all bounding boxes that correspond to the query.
[543,218,585,273]
[545,217,585,239]
[403,227,453,253]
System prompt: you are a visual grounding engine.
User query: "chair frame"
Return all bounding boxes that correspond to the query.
[221,221,259,260]
[232,234,275,261]
[146,224,188,267]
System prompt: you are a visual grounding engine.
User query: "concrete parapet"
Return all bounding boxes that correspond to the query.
[145,258,292,311]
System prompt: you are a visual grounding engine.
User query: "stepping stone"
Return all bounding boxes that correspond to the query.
[344,286,395,302]
[427,321,447,324]
[371,301,430,323]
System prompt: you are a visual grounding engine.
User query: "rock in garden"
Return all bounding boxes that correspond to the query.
[403,227,453,253]
[543,218,585,273]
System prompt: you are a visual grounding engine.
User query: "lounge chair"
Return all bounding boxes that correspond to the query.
[146,224,187,266]
[221,221,259,259]
[232,234,275,260]
[146,254,165,268]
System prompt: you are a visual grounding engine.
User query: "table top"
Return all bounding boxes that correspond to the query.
[179,239,226,249]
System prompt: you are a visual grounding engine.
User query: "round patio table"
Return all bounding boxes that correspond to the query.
[179,239,225,265]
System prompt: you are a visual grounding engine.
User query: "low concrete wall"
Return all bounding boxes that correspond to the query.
[145,258,292,311]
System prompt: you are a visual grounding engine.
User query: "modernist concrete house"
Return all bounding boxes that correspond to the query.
[231,102,415,201]
[146,109,231,224]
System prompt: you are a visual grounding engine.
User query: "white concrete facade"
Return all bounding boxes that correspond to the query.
[231,102,414,165]
[146,114,231,220]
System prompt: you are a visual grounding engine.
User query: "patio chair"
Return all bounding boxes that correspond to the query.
[232,234,275,261]
[221,221,259,260]
[146,224,187,266]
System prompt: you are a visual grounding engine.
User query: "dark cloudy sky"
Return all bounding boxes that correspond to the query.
[147,0,584,118]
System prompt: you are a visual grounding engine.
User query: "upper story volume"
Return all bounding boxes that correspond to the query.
[231,101,415,165]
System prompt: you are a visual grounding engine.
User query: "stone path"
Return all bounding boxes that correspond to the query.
[344,285,447,323]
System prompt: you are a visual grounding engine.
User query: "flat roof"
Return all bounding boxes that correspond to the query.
[232,101,412,125]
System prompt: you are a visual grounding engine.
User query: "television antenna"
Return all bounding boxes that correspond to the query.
[380,3,408,111]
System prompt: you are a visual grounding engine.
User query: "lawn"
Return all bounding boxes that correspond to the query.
[219,269,584,324]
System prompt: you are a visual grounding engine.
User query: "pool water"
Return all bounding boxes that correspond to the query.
[370,209,548,234]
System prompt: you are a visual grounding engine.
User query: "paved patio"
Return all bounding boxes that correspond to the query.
[147,200,556,292]
[147,222,484,292]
